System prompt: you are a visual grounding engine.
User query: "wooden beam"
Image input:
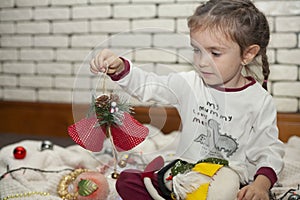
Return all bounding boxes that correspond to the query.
[0,101,299,143]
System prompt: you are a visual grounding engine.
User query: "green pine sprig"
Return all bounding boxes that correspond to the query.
[93,94,132,127]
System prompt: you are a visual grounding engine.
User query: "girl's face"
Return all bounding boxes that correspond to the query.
[190,29,245,88]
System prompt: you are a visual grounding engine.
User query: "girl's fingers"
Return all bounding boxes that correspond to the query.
[237,189,246,200]
[107,56,121,69]
[90,58,99,74]
[90,67,99,74]
[90,49,121,74]
[101,56,122,75]
[95,51,105,70]
[90,58,105,74]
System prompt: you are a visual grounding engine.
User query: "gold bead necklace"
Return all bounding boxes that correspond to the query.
[57,168,88,200]
[3,191,50,200]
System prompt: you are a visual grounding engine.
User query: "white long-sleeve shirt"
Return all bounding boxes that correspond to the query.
[113,60,284,184]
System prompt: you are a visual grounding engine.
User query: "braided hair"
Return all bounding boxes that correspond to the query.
[188,0,270,90]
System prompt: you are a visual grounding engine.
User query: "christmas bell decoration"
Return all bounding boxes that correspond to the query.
[68,93,149,152]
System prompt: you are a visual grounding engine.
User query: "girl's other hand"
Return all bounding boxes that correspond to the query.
[90,49,125,75]
[237,175,270,200]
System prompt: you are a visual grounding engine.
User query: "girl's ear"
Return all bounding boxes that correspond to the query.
[242,44,260,65]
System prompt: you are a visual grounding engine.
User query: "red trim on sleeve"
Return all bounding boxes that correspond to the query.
[109,57,130,81]
[254,167,277,188]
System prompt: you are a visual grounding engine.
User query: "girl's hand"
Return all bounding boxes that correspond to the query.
[237,175,270,200]
[237,184,269,200]
[90,49,125,75]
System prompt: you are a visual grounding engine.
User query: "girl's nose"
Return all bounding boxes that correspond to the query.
[194,53,211,68]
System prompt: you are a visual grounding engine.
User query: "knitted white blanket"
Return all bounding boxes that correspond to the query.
[0,125,179,200]
[0,140,115,200]
[271,136,300,199]
[1,132,299,200]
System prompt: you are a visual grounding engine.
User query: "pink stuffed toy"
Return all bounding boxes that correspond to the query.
[74,171,110,200]
[58,169,110,200]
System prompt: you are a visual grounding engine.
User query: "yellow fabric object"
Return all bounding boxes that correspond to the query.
[185,163,223,200]
[192,163,223,177]
[186,183,210,200]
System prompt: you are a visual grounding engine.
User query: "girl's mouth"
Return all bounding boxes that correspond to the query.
[200,71,214,77]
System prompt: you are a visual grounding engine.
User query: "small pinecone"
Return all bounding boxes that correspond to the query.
[95,94,110,108]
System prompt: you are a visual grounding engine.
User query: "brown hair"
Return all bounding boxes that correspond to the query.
[188,0,270,90]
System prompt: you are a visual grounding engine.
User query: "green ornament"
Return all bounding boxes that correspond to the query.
[78,179,98,196]
[197,157,229,166]
[170,160,194,176]
[169,158,229,178]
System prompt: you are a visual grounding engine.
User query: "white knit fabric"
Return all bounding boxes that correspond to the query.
[271,136,300,199]
[1,134,298,200]
[0,140,110,200]
[0,125,178,200]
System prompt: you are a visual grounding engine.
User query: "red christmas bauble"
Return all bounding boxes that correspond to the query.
[13,146,26,159]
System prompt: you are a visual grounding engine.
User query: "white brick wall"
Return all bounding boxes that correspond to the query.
[1,35,32,47]
[0,0,299,112]
[53,21,89,33]
[132,19,175,32]
[269,65,298,81]
[273,82,300,98]
[15,0,49,7]
[114,5,156,18]
[3,62,35,74]
[269,33,297,48]
[158,4,198,18]
[0,8,32,21]
[110,34,152,47]
[4,88,36,101]
[16,22,50,34]
[256,1,300,16]
[35,8,70,20]
[19,76,53,88]
[72,5,111,19]
[34,36,69,47]
[91,20,131,33]
[20,49,55,61]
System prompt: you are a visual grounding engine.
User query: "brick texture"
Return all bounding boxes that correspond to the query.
[0,0,299,112]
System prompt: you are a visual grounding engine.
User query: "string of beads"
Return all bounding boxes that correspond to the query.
[57,168,88,200]
[3,191,50,200]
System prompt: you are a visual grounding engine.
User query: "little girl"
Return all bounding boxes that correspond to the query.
[90,0,284,199]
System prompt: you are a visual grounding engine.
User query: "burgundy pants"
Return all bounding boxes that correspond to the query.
[116,169,167,200]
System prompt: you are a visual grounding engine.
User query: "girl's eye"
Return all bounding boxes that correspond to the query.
[193,48,201,54]
[212,51,221,57]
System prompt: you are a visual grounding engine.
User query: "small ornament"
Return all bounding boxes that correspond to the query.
[58,169,110,200]
[40,140,54,151]
[288,193,300,200]
[118,160,127,168]
[13,146,26,159]
[111,171,120,179]
[78,179,98,197]
[75,171,110,200]
[118,154,129,168]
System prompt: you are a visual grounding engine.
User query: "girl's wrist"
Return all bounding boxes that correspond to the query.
[253,175,271,190]
[115,58,125,74]
[110,57,130,81]
[254,167,277,188]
